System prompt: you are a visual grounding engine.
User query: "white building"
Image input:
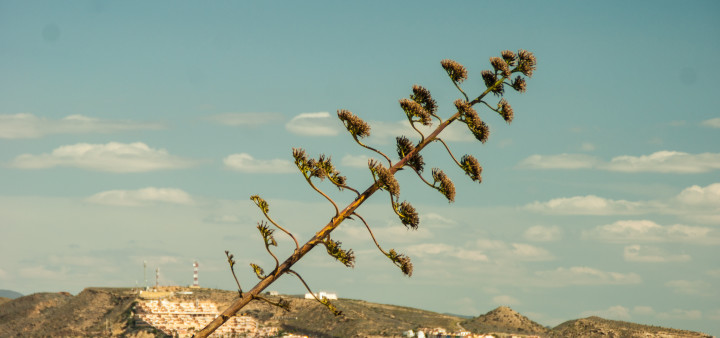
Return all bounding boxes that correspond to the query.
[304,291,337,300]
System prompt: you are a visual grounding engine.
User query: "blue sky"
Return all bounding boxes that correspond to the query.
[1,0,719,334]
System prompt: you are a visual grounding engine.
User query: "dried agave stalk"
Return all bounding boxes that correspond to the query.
[195,50,536,337]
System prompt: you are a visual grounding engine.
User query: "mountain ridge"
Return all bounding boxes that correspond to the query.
[0,287,713,337]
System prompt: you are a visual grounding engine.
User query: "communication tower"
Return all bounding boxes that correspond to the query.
[155,267,159,289]
[193,261,199,287]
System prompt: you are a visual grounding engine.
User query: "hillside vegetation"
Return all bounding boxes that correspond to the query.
[0,287,713,337]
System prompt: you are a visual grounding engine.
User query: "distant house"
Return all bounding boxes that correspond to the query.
[304,291,337,300]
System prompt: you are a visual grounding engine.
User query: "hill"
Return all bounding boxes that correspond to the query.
[551,316,713,338]
[0,287,714,337]
[0,290,23,299]
[461,306,549,335]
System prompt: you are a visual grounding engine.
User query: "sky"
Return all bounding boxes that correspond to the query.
[1,0,719,335]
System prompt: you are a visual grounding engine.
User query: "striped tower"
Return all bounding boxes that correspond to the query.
[193,261,199,287]
[155,267,159,289]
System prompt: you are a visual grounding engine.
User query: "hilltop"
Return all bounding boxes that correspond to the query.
[0,287,714,337]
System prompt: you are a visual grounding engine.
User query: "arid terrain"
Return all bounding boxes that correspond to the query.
[0,287,714,337]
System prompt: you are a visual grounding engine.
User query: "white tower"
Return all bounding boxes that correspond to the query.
[193,261,199,287]
[155,267,159,289]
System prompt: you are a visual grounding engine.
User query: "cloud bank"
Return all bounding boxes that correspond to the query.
[520,151,720,173]
[223,153,296,173]
[0,114,163,139]
[87,187,193,207]
[11,142,193,172]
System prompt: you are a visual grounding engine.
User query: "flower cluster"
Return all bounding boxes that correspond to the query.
[432,168,456,202]
[481,70,504,96]
[257,221,277,247]
[386,249,413,277]
[250,263,265,280]
[397,201,419,229]
[410,85,437,116]
[396,136,424,172]
[319,297,343,316]
[399,98,431,126]
[490,56,511,77]
[440,59,468,83]
[460,155,482,183]
[455,99,489,143]
[225,250,236,269]
[250,195,269,214]
[497,98,514,123]
[324,238,355,268]
[337,109,371,139]
[369,159,400,198]
[517,49,537,77]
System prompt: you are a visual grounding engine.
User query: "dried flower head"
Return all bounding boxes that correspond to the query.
[250,263,265,279]
[460,155,482,183]
[481,70,504,96]
[396,136,424,172]
[490,57,511,78]
[324,238,355,268]
[497,98,514,123]
[257,221,277,247]
[410,85,438,115]
[454,99,477,119]
[501,50,517,66]
[225,250,236,268]
[464,111,490,143]
[319,297,343,316]
[397,200,419,229]
[369,159,400,198]
[517,49,537,77]
[399,98,431,126]
[337,109,371,139]
[440,59,468,83]
[510,76,527,93]
[250,195,269,214]
[314,155,346,188]
[432,168,456,202]
[386,249,413,277]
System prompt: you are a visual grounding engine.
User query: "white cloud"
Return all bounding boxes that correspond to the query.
[519,151,720,173]
[0,113,163,139]
[534,266,642,286]
[632,306,655,316]
[285,112,340,136]
[581,305,631,320]
[11,142,193,172]
[602,151,720,173]
[223,153,296,173]
[676,183,720,207]
[510,243,554,261]
[523,225,562,242]
[492,295,520,306]
[341,154,372,168]
[657,309,702,320]
[584,220,720,245]
[86,187,193,207]
[665,280,714,296]
[517,153,598,169]
[623,245,691,263]
[405,243,489,262]
[206,112,283,126]
[525,195,645,215]
[701,117,720,128]
[580,142,595,151]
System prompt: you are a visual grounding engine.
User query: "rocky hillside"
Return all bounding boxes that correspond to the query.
[461,306,549,335]
[550,316,714,338]
[0,287,714,337]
